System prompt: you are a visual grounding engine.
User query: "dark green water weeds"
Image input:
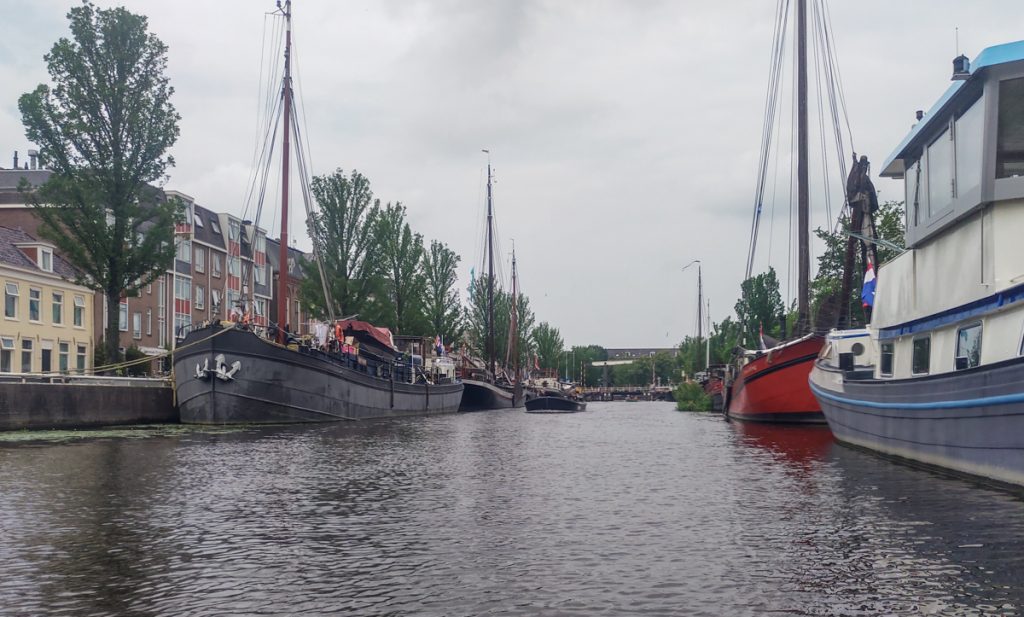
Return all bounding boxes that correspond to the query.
[1,402,1022,616]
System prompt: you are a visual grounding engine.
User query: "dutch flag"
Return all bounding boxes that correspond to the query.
[861,262,876,308]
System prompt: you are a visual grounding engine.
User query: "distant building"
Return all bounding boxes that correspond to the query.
[0,225,94,373]
[605,347,680,360]
[265,237,307,336]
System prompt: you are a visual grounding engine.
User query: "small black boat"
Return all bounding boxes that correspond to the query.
[525,395,587,413]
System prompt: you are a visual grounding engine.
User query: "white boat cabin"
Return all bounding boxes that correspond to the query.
[847,41,1024,380]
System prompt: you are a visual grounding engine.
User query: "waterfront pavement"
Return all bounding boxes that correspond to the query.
[1,402,1022,615]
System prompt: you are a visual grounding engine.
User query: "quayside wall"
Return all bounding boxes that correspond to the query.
[0,375,176,431]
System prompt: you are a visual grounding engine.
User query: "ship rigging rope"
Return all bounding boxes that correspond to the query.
[745,0,856,280]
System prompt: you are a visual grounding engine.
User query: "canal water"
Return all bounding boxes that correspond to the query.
[2,401,1023,616]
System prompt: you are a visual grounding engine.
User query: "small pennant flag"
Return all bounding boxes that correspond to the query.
[861,262,877,308]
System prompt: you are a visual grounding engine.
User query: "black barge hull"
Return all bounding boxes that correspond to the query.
[525,396,587,413]
[173,325,463,424]
[459,378,522,411]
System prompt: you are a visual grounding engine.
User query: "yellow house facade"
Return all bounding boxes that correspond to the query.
[0,226,94,374]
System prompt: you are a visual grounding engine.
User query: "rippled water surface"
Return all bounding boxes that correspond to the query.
[3,402,1024,616]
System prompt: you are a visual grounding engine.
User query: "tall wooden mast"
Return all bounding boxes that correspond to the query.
[485,154,496,379]
[796,0,810,334]
[276,0,293,344]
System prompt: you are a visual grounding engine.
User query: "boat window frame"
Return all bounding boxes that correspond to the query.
[879,341,894,377]
[912,335,931,375]
[955,321,983,370]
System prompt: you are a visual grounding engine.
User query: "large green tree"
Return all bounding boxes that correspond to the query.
[811,200,906,326]
[19,2,183,362]
[532,322,564,370]
[734,267,785,347]
[422,240,462,345]
[376,202,426,333]
[300,169,383,321]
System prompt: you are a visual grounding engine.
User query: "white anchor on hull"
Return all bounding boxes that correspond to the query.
[194,354,242,381]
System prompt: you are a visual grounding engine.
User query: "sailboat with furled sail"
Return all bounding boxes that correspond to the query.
[459,153,525,411]
[172,1,463,423]
[725,0,858,423]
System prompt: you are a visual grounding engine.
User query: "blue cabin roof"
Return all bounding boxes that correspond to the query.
[882,39,1024,177]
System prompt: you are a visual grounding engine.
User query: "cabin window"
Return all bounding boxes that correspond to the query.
[996,77,1024,178]
[927,125,954,215]
[912,336,931,375]
[905,159,924,227]
[880,342,894,377]
[4,283,18,319]
[956,322,982,370]
[954,96,985,196]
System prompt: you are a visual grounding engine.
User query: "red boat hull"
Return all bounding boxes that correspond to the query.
[726,335,825,424]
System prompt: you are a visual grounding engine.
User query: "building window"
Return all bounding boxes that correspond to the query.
[880,342,894,377]
[255,298,266,318]
[0,337,13,372]
[912,336,931,375]
[177,238,192,264]
[133,312,142,339]
[956,322,982,370]
[40,248,53,272]
[41,342,52,373]
[229,256,240,277]
[213,254,223,278]
[76,344,87,372]
[5,282,18,319]
[21,339,32,373]
[210,218,222,235]
[996,77,1024,179]
[195,247,206,273]
[119,300,128,331]
[58,342,69,372]
[73,295,85,327]
[255,264,265,285]
[211,289,221,315]
[229,220,240,242]
[52,291,63,324]
[194,213,204,228]
[28,288,41,321]
[146,308,152,336]
[174,313,192,339]
[196,285,205,310]
[147,283,152,295]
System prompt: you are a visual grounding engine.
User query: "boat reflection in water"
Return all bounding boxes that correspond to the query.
[730,420,834,472]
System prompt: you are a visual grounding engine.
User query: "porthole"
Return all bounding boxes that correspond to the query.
[851,342,865,356]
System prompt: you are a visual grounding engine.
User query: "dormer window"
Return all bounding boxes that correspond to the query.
[194,214,204,228]
[210,219,222,235]
[40,248,53,273]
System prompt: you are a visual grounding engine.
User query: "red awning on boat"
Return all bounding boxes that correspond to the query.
[337,320,395,351]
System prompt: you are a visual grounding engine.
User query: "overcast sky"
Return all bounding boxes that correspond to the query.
[2,1,1023,347]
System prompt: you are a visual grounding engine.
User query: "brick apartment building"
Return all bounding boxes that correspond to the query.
[0,151,306,371]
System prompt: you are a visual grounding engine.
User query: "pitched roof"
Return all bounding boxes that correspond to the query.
[0,226,79,279]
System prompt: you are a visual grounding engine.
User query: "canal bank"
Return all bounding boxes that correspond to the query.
[0,375,175,431]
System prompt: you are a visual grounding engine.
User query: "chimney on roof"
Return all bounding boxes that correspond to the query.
[27,150,38,170]
[12,151,18,168]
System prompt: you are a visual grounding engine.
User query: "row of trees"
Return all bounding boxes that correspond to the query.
[297,169,464,344]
